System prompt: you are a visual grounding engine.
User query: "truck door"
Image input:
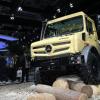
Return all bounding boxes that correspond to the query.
[86,18,97,46]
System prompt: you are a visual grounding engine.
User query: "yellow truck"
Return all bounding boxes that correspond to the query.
[31,12,100,84]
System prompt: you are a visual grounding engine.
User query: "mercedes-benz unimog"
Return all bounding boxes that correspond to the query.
[31,12,100,84]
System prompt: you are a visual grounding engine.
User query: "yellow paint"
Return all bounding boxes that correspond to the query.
[31,11,100,59]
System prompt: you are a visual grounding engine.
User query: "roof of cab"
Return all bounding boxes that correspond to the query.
[47,11,86,24]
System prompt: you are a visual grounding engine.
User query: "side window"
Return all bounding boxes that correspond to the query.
[86,18,93,34]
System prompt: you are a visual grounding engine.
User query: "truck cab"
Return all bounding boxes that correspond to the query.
[31,12,100,84]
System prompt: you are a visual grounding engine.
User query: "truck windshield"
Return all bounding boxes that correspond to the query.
[44,16,83,38]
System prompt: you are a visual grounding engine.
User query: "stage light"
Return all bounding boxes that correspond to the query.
[18,6,23,12]
[53,16,56,18]
[10,14,14,20]
[57,8,61,13]
[70,3,74,8]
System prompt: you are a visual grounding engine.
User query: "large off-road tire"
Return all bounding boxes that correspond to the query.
[34,69,66,85]
[34,70,55,85]
[80,51,100,84]
[39,70,63,85]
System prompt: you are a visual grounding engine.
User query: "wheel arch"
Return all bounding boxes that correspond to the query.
[81,45,100,64]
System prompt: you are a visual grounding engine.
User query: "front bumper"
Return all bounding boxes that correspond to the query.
[32,54,84,68]
[33,56,68,68]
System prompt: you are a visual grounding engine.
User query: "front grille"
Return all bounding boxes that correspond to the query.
[53,41,71,46]
[32,40,71,55]
[34,51,45,54]
[33,45,45,49]
[54,47,69,53]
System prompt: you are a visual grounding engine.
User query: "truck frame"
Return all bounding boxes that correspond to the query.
[31,12,100,84]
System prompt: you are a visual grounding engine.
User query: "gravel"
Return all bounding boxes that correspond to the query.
[0,82,35,100]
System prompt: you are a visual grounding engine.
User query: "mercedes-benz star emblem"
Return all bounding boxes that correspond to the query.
[45,45,52,53]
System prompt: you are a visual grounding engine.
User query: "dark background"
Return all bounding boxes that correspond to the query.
[0,0,100,54]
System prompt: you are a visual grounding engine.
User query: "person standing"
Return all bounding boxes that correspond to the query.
[20,53,30,82]
[16,67,22,82]
[25,55,30,82]
[0,55,8,82]
[13,54,19,81]
[6,54,15,82]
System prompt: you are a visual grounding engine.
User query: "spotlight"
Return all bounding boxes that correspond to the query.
[70,3,74,8]
[23,36,26,39]
[10,14,14,20]
[57,8,61,13]
[18,6,23,12]
[53,16,56,18]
